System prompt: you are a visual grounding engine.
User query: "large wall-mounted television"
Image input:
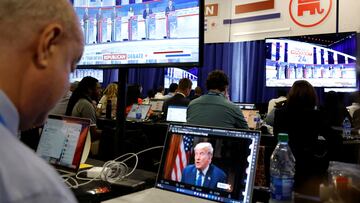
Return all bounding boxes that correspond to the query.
[265,32,357,87]
[69,69,104,83]
[164,67,198,90]
[72,0,203,68]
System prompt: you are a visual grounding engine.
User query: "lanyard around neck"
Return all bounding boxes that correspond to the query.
[0,114,5,126]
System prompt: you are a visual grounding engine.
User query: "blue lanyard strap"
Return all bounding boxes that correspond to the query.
[0,114,5,126]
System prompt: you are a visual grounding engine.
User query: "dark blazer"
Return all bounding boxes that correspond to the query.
[162,93,190,117]
[274,106,329,189]
[181,164,227,189]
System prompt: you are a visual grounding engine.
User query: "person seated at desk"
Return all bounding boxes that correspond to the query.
[162,78,192,117]
[164,82,178,99]
[267,89,287,115]
[190,86,202,100]
[154,86,166,99]
[273,80,329,193]
[181,142,227,189]
[187,70,248,129]
[97,83,118,118]
[353,108,360,131]
[346,91,360,118]
[66,76,102,141]
[125,84,143,115]
[142,89,156,104]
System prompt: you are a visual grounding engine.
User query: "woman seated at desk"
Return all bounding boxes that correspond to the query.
[66,76,102,141]
[125,84,143,115]
[97,83,118,118]
[273,80,329,194]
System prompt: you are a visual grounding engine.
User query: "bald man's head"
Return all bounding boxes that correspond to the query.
[0,0,84,130]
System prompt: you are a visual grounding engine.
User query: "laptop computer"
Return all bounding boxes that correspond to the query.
[166,106,187,123]
[127,104,151,122]
[150,99,165,112]
[242,109,260,130]
[234,103,256,110]
[104,124,261,203]
[36,115,91,174]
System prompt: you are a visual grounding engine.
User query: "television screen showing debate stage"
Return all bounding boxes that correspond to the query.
[72,0,202,67]
[265,32,357,87]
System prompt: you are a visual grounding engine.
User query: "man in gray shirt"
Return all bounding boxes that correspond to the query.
[187,70,248,129]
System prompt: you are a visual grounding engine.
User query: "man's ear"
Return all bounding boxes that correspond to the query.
[35,23,64,69]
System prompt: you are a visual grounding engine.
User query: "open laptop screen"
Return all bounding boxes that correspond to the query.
[149,99,165,112]
[166,106,187,123]
[127,104,151,120]
[234,103,256,110]
[36,115,90,173]
[156,124,260,203]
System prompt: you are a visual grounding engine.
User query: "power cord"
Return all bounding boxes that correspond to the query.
[64,146,163,188]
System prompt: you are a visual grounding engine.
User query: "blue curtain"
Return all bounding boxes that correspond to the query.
[103,68,164,98]
[128,68,164,98]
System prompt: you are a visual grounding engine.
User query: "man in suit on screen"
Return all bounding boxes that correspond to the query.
[181,142,227,189]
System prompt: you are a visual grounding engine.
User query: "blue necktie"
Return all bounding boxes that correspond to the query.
[196,171,203,186]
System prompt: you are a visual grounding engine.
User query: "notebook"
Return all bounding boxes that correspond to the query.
[166,106,187,123]
[104,124,261,203]
[242,109,260,130]
[36,115,91,174]
[149,99,165,112]
[127,104,151,122]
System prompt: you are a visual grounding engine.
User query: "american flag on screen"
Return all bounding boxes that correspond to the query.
[171,135,193,181]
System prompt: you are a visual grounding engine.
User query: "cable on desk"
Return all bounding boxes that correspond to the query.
[65,146,163,188]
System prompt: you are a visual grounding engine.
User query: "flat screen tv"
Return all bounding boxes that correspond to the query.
[164,67,198,90]
[265,32,357,87]
[72,0,203,68]
[69,69,104,83]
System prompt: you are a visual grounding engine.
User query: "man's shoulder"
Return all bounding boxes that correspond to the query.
[184,164,195,170]
[0,127,76,202]
[209,164,226,176]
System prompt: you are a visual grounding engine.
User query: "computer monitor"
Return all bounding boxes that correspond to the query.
[265,32,357,87]
[234,103,256,110]
[164,67,198,90]
[166,105,187,122]
[157,124,261,203]
[149,99,165,112]
[72,0,204,68]
[126,104,151,121]
[36,115,90,173]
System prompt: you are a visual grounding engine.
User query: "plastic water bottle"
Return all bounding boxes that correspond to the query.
[135,106,142,120]
[270,133,296,203]
[342,117,351,138]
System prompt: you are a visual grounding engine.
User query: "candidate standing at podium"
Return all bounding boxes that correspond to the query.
[181,142,227,189]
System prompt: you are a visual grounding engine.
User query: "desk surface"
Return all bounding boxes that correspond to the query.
[73,159,157,203]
